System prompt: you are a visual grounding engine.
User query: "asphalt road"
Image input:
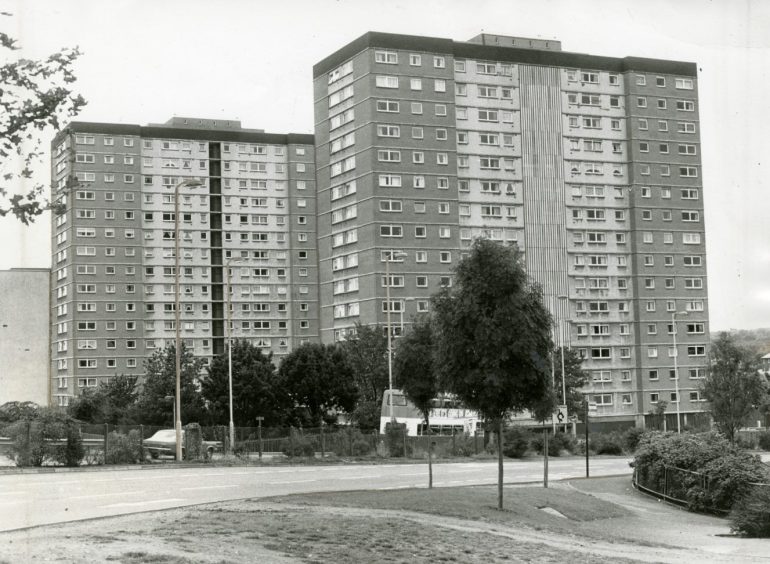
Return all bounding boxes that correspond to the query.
[0,455,638,532]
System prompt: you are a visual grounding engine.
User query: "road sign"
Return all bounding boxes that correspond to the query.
[552,405,568,426]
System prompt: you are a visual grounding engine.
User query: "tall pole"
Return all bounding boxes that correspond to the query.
[226,260,235,454]
[671,311,686,434]
[173,183,183,462]
[173,179,202,462]
[386,252,394,421]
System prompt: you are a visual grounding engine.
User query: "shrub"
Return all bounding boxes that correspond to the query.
[280,432,316,457]
[105,430,143,464]
[758,431,770,452]
[384,422,410,457]
[633,432,769,513]
[623,427,646,452]
[730,485,770,537]
[328,428,374,457]
[591,432,624,455]
[6,409,84,467]
[530,432,563,457]
[502,427,531,458]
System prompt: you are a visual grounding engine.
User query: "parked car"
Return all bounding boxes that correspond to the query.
[143,429,221,460]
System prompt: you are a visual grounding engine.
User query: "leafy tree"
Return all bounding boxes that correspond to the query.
[6,407,83,467]
[393,317,439,487]
[341,323,389,429]
[433,239,554,509]
[702,333,767,443]
[553,347,590,421]
[134,343,206,426]
[1,13,86,223]
[0,401,40,424]
[68,374,139,424]
[202,339,287,427]
[278,343,358,427]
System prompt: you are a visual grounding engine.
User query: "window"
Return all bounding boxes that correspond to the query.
[637,97,647,108]
[375,50,397,64]
[410,53,422,66]
[376,99,399,113]
[677,121,696,133]
[375,75,398,88]
[433,56,445,68]
[434,79,446,92]
[687,346,706,357]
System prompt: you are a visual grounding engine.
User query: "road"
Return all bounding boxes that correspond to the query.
[0,455,634,532]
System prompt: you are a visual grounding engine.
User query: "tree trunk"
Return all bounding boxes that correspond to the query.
[497,418,504,510]
[426,415,433,489]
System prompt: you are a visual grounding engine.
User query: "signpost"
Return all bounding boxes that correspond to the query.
[552,405,568,429]
[544,405,569,488]
[585,401,596,478]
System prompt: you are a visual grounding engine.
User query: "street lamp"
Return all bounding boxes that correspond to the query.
[557,295,569,406]
[225,257,245,454]
[385,249,407,421]
[174,178,204,462]
[671,310,689,434]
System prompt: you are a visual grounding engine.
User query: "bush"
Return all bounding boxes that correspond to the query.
[280,432,316,457]
[730,485,770,537]
[384,422,409,457]
[633,432,769,513]
[6,409,84,467]
[591,432,624,455]
[105,430,143,464]
[759,431,770,452]
[328,428,374,457]
[530,431,565,457]
[623,427,646,453]
[502,427,531,458]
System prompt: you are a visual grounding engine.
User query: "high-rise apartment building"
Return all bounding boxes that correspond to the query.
[313,32,709,427]
[50,118,317,406]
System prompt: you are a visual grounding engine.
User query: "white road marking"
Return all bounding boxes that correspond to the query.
[0,491,27,496]
[102,498,184,509]
[267,479,317,485]
[339,475,382,480]
[180,485,239,491]
[69,491,147,500]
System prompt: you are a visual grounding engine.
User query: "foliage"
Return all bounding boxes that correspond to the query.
[1,13,86,224]
[502,427,531,458]
[758,431,770,451]
[432,238,554,509]
[553,347,590,419]
[393,318,439,425]
[633,432,769,513]
[278,343,358,427]
[202,339,286,427]
[133,343,206,426]
[589,432,624,455]
[341,323,389,429]
[6,408,83,467]
[0,401,39,424]
[68,374,139,424]
[530,431,573,456]
[432,239,554,423]
[702,332,767,443]
[384,422,410,457]
[327,428,374,457]
[730,485,770,537]
[280,429,316,457]
[105,430,143,464]
[623,427,646,452]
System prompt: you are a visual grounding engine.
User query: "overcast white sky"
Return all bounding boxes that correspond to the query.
[1,0,768,331]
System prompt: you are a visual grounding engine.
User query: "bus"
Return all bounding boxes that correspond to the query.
[379,389,540,436]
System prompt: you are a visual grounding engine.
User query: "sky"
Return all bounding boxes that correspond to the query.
[0,0,768,331]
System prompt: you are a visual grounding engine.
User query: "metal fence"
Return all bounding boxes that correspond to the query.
[0,422,489,467]
[633,464,770,514]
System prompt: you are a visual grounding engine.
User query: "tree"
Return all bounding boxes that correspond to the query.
[1,13,86,224]
[341,323,389,429]
[134,343,206,426]
[393,317,439,487]
[432,239,554,509]
[702,332,767,443]
[553,347,590,422]
[202,339,287,427]
[68,374,138,424]
[278,343,358,427]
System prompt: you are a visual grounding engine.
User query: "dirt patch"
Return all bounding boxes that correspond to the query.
[0,479,766,563]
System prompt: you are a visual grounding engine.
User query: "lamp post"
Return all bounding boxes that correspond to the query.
[385,250,407,421]
[225,257,245,454]
[557,295,569,406]
[174,178,204,462]
[671,310,689,434]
